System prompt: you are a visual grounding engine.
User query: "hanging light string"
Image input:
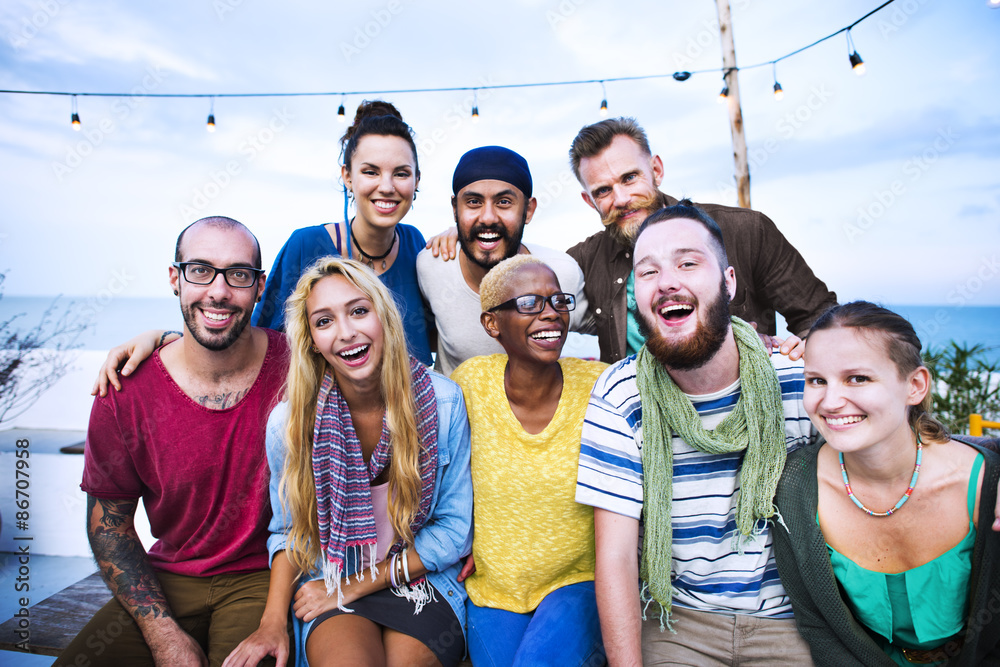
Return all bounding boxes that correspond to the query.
[206,96,215,132]
[2,1,894,107]
[70,94,80,130]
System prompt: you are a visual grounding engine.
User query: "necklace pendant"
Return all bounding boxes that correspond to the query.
[381,259,387,271]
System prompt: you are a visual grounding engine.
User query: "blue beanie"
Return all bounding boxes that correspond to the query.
[452,146,532,198]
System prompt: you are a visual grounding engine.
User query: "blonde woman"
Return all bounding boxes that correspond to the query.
[226,257,472,667]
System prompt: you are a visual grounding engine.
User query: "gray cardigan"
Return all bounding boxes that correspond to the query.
[773,439,1000,666]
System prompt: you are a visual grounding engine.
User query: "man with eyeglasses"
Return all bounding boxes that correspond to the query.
[416,145,588,375]
[58,216,289,667]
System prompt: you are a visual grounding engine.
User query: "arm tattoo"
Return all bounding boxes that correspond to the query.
[158,330,182,347]
[87,495,173,621]
[194,387,250,410]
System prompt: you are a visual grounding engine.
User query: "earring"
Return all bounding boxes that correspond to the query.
[173,290,179,296]
[311,345,319,353]
[256,296,261,303]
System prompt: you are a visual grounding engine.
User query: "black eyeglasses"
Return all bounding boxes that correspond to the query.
[172,262,263,289]
[489,293,576,314]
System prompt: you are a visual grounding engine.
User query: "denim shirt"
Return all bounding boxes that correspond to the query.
[265,372,473,666]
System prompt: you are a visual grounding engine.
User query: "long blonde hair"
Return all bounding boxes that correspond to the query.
[280,256,427,575]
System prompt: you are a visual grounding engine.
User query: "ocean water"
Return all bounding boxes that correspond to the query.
[2,296,998,364]
[2,296,182,351]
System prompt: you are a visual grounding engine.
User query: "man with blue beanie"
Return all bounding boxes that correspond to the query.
[417,146,588,375]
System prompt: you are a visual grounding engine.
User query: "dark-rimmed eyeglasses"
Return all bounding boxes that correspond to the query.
[172,262,263,289]
[489,293,576,314]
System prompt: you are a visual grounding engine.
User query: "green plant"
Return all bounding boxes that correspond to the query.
[923,342,1000,435]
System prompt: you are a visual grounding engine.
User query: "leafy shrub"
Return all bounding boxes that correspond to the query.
[923,342,1000,435]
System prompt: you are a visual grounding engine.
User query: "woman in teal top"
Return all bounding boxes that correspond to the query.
[772,301,1000,666]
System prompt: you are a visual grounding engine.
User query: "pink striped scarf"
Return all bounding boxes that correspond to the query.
[312,356,438,610]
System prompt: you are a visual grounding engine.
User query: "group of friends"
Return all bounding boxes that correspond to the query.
[55,102,1000,667]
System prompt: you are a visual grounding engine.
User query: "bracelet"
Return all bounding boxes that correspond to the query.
[388,552,399,590]
[401,547,411,584]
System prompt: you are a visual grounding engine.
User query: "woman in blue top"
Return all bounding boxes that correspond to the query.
[252,100,433,365]
[225,257,472,667]
[773,301,1000,666]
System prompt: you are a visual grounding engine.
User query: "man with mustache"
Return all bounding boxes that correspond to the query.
[575,201,817,665]
[58,217,288,667]
[417,145,587,375]
[567,117,837,364]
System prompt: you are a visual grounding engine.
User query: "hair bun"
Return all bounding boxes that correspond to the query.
[342,99,403,147]
[338,100,418,175]
[353,99,402,123]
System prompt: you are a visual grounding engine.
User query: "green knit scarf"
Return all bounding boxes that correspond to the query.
[635,316,786,628]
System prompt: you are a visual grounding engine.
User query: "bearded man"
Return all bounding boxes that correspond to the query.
[416,145,587,375]
[575,201,817,666]
[567,117,837,364]
[57,217,288,667]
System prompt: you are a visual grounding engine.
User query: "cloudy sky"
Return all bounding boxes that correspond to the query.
[1,0,998,309]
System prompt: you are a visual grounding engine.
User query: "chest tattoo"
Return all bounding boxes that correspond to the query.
[195,387,251,410]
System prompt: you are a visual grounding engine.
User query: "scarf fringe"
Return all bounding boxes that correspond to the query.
[390,577,436,615]
[321,558,351,612]
[770,505,790,535]
[639,581,677,633]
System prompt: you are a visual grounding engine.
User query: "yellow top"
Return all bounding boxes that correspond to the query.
[451,354,607,613]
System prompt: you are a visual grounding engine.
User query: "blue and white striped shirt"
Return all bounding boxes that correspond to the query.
[576,351,815,617]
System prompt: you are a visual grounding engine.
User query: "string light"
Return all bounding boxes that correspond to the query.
[847,29,866,76]
[718,81,729,104]
[599,81,608,116]
[471,89,479,122]
[337,95,346,122]
[772,63,784,101]
[70,95,80,131]
[206,97,216,132]
[3,1,895,126]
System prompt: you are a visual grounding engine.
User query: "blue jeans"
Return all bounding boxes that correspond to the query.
[466,580,605,667]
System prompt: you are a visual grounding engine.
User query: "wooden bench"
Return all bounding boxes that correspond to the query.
[0,573,474,665]
[0,572,107,657]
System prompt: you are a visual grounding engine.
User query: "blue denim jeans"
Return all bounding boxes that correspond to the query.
[466,580,605,667]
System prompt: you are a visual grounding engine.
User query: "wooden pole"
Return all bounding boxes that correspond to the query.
[715,0,751,209]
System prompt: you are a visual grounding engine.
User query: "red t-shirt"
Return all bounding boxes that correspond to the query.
[82,328,289,577]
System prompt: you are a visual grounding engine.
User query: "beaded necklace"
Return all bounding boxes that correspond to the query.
[839,434,923,517]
